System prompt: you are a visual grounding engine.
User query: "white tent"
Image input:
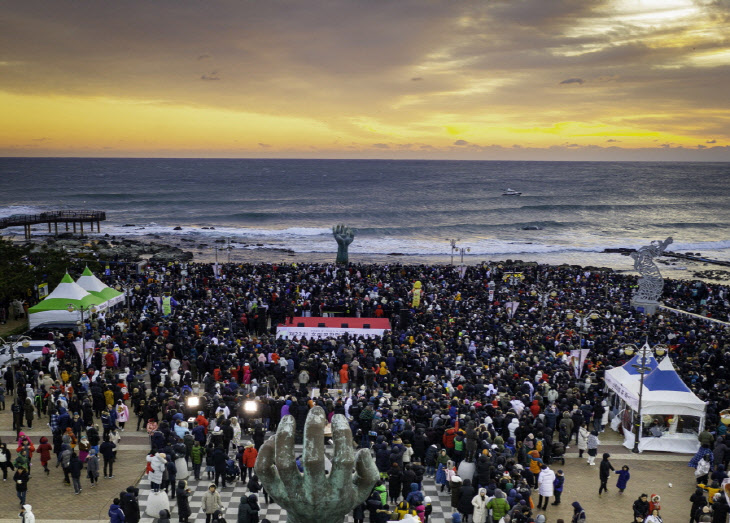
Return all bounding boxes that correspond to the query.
[606,354,706,453]
[76,267,124,307]
[27,273,107,329]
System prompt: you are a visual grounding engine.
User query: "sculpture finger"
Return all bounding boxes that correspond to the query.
[274,416,299,483]
[254,439,287,500]
[302,406,327,485]
[330,414,355,475]
[352,447,379,503]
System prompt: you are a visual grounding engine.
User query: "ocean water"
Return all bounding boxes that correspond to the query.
[1,158,729,269]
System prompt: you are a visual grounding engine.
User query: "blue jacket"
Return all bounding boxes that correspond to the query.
[615,469,630,490]
[109,503,126,523]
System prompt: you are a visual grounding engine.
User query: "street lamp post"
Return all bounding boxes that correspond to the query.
[448,238,460,265]
[115,283,141,322]
[530,283,557,325]
[623,342,667,453]
[566,309,601,349]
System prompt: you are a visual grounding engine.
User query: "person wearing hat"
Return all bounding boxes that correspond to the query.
[551,469,564,506]
[202,484,222,523]
[598,453,614,494]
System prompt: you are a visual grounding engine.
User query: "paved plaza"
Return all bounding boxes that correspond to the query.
[0,402,701,523]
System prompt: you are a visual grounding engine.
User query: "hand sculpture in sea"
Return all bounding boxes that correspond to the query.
[255,406,378,523]
[332,224,355,265]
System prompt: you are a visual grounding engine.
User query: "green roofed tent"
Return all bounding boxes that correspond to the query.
[28,272,107,328]
[76,267,124,307]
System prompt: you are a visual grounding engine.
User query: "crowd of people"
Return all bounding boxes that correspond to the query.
[1,258,730,523]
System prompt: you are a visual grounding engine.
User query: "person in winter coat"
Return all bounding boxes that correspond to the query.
[711,492,729,523]
[435,462,449,492]
[20,504,35,523]
[450,475,463,510]
[645,508,664,523]
[147,452,167,492]
[690,487,708,523]
[242,444,258,481]
[119,486,141,523]
[551,469,565,505]
[202,484,223,523]
[177,480,192,523]
[632,493,649,519]
[577,424,590,459]
[571,501,587,522]
[86,449,100,487]
[158,510,171,523]
[586,430,600,466]
[696,454,713,485]
[100,436,117,478]
[599,453,615,494]
[37,437,52,474]
[116,400,130,431]
[537,464,556,509]
[109,498,126,523]
[471,488,489,523]
[388,463,403,504]
[69,452,84,494]
[486,489,509,522]
[0,442,15,480]
[615,465,630,492]
[648,493,661,513]
[406,482,425,507]
[237,493,259,523]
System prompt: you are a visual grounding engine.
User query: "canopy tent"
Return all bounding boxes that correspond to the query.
[27,273,107,329]
[606,354,706,453]
[76,267,124,307]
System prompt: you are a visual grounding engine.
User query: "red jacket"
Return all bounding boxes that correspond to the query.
[242,446,258,468]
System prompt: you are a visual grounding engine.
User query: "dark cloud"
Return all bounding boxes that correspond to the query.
[258,143,271,148]
[373,143,390,149]
[201,71,220,81]
[453,140,469,146]
[411,77,423,81]
[560,78,584,85]
[697,144,707,149]
[197,54,211,60]
[707,139,717,143]
[606,139,620,142]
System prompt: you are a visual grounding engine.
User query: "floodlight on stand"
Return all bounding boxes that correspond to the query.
[244,400,257,414]
[186,396,200,408]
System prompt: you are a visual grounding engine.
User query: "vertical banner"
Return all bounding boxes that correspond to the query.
[412,281,422,308]
[73,340,94,367]
[38,283,49,299]
[571,349,591,378]
[505,301,519,318]
[213,263,220,279]
[458,265,467,279]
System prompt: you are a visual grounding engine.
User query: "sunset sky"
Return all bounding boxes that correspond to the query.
[1,0,729,160]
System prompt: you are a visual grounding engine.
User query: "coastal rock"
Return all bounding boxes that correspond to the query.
[173,226,183,230]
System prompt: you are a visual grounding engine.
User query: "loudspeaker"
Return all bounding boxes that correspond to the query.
[363,323,371,329]
[318,323,326,327]
[297,323,305,327]
[341,323,349,328]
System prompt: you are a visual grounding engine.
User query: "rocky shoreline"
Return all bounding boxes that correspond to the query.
[7,231,730,284]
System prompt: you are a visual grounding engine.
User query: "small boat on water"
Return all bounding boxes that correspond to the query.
[502,188,522,196]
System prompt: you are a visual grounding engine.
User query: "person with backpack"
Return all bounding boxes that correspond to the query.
[571,501,587,523]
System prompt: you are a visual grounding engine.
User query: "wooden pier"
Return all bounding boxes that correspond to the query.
[0,210,106,240]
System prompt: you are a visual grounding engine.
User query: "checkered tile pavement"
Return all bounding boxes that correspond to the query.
[138,444,455,522]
